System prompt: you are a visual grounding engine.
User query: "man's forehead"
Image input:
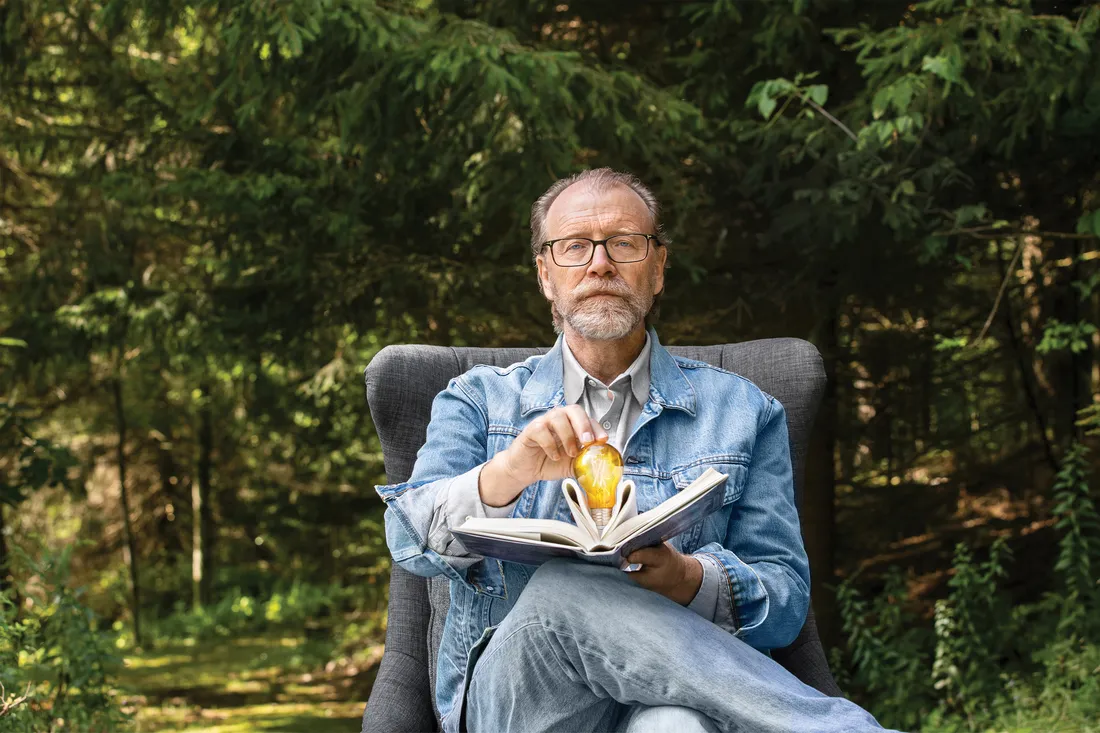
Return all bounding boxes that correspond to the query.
[546,182,652,234]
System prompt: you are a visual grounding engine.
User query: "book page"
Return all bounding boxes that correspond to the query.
[560,480,601,539]
[601,481,638,538]
[561,479,637,542]
[602,468,726,547]
[456,517,594,549]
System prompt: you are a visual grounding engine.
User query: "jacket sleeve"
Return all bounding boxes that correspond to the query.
[374,375,517,585]
[690,396,810,650]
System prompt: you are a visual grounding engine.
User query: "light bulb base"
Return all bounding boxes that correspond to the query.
[590,507,611,533]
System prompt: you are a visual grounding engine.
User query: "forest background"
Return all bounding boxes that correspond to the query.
[2,0,1100,731]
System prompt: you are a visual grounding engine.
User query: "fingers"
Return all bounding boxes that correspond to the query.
[546,409,584,458]
[519,405,611,472]
[626,542,672,567]
[544,406,607,461]
[529,416,567,462]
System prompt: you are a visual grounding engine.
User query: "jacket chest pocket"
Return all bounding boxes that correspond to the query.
[487,427,558,521]
[668,458,749,553]
[487,428,519,460]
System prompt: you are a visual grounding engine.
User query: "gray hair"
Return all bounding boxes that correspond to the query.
[529,168,671,328]
[529,168,670,263]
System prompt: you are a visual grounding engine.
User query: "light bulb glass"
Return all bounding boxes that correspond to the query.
[572,442,622,530]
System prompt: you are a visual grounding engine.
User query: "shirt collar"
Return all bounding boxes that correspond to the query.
[520,326,695,417]
[561,331,651,407]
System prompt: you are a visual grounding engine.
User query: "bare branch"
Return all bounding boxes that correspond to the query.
[804,98,860,144]
[0,682,33,718]
[973,234,1025,347]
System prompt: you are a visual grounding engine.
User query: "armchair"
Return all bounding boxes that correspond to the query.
[362,338,842,732]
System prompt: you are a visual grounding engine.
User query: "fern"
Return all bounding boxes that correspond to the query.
[1051,443,1100,634]
[931,537,1014,730]
[835,568,936,731]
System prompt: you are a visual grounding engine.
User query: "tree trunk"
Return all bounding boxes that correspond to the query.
[154,404,184,555]
[0,503,9,595]
[997,239,1058,473]
[112,376,143,648]
[192,384,214,610]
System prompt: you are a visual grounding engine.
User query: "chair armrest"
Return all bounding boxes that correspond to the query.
[362,564,438,732]
[770,607,844,698]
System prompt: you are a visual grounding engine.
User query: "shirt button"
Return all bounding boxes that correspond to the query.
[602,421,611,429]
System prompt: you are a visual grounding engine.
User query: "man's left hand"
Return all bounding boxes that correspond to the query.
[624,541,703,606]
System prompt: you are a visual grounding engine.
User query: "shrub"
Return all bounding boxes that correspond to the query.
[0,545,129,732]
[835,440,1100,732]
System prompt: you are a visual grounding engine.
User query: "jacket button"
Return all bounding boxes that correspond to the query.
[486,586,495,592]
[627,456,640,464]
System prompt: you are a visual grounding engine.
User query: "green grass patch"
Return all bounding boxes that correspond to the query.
[114,633,375,732]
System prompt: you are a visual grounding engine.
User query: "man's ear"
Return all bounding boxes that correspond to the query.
[652,245,668,296]
[536,255,554,300]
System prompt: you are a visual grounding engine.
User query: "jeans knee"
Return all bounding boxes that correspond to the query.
[514,559,621,626]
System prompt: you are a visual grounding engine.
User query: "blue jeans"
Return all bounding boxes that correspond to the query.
[463,559,894,733]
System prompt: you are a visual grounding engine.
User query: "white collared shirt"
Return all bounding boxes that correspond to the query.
[560,331,651,455]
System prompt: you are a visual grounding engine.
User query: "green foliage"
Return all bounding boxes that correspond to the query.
[2,0,1100,726]
[0,545,129,732]
[1049,444,1100,633]
[931,537,1014,725]
[0,402,78,509]
[835,568,936,730]
[836,432,1100,732]
[1037,319,1099,355]
[145,581,348,644]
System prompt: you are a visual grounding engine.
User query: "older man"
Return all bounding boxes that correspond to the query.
[375,169,891,733]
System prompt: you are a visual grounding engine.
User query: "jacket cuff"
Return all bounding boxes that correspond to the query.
[693,542,769,638]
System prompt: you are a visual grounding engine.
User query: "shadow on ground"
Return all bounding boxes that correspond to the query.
[114,633,381,732]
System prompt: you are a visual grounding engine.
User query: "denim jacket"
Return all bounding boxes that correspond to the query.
[376,327,811,732]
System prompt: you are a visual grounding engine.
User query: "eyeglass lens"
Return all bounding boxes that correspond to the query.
[551,235,648,266]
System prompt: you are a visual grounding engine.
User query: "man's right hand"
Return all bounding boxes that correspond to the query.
[479,405,608,507]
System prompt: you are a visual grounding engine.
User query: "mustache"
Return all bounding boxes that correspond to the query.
[575,282,632,299]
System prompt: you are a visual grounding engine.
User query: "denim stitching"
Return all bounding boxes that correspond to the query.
[453,377,490,431]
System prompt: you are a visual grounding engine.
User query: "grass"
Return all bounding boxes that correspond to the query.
[113,633,379,732]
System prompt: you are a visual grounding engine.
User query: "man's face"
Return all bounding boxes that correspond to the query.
[537,183,667,341]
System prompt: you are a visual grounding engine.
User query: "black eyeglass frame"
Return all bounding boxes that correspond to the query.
[540,233,663,267]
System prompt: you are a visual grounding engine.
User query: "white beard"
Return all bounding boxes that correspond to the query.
[552,279,654,340]
[563,296,642,340]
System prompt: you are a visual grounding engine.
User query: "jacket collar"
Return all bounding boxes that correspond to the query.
[520,326,696,417]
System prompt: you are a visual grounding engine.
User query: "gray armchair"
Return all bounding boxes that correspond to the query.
[362,338,842,733]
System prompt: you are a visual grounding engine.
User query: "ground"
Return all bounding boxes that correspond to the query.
[114,634,379,733]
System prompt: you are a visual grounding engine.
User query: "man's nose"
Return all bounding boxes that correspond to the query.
[586,242,617,275]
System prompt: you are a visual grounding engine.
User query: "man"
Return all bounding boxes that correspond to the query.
[376,169,892,732]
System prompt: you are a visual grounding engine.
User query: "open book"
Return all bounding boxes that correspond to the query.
[451,468,728,570]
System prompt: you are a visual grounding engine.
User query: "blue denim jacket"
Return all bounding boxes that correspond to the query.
[376,327,810,732]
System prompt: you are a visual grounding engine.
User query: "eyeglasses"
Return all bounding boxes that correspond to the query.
[541,233,662,267]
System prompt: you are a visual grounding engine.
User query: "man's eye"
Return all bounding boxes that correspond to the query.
[565,242,587,251]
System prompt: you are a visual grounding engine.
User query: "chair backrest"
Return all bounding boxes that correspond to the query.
[364,338,838,727]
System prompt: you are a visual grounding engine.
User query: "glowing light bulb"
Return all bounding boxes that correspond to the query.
[572,441,623,532]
